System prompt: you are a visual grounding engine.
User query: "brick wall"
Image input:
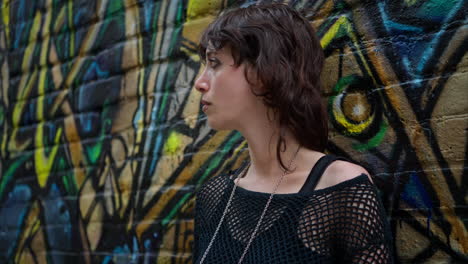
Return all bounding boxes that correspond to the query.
[0,0,466,263]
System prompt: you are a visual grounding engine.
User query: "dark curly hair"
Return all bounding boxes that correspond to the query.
[198,3,327,171]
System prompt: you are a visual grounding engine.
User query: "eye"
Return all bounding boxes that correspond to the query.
[207,58,220,68]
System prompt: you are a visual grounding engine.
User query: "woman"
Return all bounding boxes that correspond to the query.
[193,3,393,264]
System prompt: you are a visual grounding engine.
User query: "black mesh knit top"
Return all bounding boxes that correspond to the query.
[193,155,393,263]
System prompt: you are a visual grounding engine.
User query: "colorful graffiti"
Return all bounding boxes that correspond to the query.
[0,0,466,263]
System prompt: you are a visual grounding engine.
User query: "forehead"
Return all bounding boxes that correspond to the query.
[206,42,231,56]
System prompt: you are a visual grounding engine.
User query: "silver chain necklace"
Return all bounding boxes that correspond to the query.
[199,146,301,264]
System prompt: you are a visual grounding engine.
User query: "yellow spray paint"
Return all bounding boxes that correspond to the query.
[124,0,145,158]
[183,0,224,51]
[321,16,374,83]
[34,0,62,187]
[8,11,42,155]
[321,16,381,135]
[13,201,41,263]
[332,96,374,134]
[404,0,418,6]
[164,131,182,155]
[187,0,224,20]
[68,0,75,57]
[1,0,10,44]
[11,12,41,127]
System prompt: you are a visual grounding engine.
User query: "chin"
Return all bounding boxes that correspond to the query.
[207,117,236,131]
[207,119,226,131]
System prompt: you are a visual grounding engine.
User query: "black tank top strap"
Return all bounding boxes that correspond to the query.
[229,160,250,180]
[299,155,350,194]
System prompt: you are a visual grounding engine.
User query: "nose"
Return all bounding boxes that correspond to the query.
[194,68,209,93]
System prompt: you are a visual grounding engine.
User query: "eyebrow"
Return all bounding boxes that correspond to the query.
[206,50,217,57]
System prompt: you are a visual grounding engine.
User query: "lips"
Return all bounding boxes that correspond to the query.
[201,100,212,106]
[201,100,212,112]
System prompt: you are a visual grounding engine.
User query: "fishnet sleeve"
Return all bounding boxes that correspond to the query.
[192,184,213,263]
[332,183,393,263]
[193,195,201,263]
[192,176,229,263]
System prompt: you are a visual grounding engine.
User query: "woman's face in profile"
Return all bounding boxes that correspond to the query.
[194,44,263,131]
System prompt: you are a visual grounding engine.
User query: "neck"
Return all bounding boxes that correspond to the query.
[238,117,308,179]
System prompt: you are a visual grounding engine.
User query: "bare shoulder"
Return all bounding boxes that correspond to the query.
[318,160,373,189]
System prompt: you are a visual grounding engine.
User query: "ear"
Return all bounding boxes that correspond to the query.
[266,106,278,123]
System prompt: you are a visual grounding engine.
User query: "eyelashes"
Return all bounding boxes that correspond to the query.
[208,58,220,68]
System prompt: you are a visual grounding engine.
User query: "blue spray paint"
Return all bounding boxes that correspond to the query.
[42,184,72,263]
[401,173,433,233]
[0,185,31,261]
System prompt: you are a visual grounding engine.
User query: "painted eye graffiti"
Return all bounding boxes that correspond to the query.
[328,75,388,151]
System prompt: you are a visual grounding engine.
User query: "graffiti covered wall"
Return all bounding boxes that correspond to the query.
[0,0,466,263]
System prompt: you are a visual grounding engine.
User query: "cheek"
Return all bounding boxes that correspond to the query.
[219,84,252,115]
[212,72,243,102]
[209,67,259,125]
[221,70,252,99]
